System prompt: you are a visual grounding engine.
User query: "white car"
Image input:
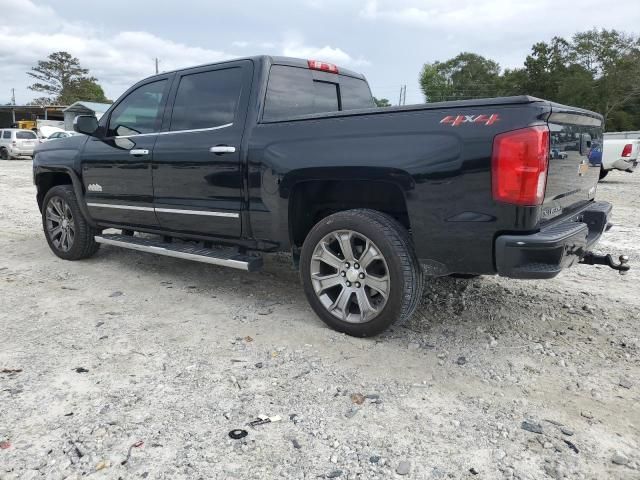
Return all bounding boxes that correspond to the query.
[600,138,639,180]
[45,131,81,141]
[0,128,39,160]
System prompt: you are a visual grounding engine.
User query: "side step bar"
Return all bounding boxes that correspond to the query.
[95,234,263,272]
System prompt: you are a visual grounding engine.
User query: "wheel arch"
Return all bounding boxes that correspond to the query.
[35,166,97,228]
[286,174,412,249]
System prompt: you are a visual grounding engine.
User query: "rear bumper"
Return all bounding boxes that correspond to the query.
[10,147,34,157]
[610,157,638,172]
[495,201,611,279]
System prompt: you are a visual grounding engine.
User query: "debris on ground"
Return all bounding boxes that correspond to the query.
[247,415,282,427]
[350,393,365,405]
[229,430,248,440]
[121,440,144,465]
[521,420,544,434]
[611,451,629,465]
[396,460,411,475]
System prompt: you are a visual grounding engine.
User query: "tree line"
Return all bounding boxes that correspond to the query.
[419,29,640,131]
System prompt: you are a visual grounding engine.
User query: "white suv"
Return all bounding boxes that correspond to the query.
[0,128,39,159]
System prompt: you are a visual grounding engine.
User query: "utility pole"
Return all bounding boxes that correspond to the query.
[398,85,406,106]
[11,88,16,105]
[155,58,160,74]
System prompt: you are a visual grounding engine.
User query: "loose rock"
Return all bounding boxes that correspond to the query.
[521,420,544,434]
[611,451,629,465]
[396,460,411,475]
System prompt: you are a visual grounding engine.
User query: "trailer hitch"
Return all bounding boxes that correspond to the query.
[580,252,630,275]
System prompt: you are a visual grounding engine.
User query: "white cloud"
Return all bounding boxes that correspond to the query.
[0,0,369,104]
[0,1,235,103]
[360,0,640,33]
[282,41,371,67]
[359,0,538,28]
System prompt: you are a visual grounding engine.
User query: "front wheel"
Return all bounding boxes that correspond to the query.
[300,209,423,337]
[42,185,100,260]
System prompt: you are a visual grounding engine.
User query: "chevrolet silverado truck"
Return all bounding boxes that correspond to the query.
[32,56,630,337]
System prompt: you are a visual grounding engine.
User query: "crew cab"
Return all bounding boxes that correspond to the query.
[32,56,629,337]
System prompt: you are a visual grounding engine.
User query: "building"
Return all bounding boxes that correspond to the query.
[63,102,111,131]
[0,105,66,128]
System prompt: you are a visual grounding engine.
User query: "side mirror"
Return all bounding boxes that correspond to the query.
[73,115,99,136]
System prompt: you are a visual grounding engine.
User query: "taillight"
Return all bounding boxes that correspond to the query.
[307,59,339,74]
[492,125,550,206]
[621,143,633,157]
[11,141,16,146]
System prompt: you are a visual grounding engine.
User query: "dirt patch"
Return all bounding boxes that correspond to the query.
[1,160,638,479]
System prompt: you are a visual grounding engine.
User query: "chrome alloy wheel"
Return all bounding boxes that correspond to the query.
[310,230,390,323]
[45,196,75,252]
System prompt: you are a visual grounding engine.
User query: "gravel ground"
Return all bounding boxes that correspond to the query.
[0,160,638,480]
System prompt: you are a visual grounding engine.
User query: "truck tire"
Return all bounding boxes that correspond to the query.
[42,185,100,260]
[300,209,423,337]
[0,148,8,160]
[599,167,608,180]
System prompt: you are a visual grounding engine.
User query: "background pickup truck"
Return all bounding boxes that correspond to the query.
[599,135,639,179]
[32,55,628,337]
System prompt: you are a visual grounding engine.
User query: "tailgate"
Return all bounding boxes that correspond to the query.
[17,138,36,149]
[542,106,603,222]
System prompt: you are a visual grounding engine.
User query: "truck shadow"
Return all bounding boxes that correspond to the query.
[95,244,530,341]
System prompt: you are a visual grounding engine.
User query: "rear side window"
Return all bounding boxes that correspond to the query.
[263,66,341,121]
[17,131,37,139]
[2,131,10,139]
[170,67,243,131]
[340,75,375,110]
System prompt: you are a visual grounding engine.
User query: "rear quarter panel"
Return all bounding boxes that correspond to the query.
[247,102,550,275]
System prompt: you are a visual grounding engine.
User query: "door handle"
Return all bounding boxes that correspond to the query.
[209,146,236,154]
[130,149,149,156]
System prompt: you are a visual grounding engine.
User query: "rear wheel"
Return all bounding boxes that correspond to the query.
[42,185,100,260]
[599,167,608,180]
[300,209,423,337]
[0,148,8,160]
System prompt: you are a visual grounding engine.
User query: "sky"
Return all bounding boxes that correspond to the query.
[1,0,639,106]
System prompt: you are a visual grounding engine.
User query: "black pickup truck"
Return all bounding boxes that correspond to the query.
[33,55,629,336]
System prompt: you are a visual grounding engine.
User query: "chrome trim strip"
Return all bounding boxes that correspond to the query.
[155,207,239,218]
[87,202,154,212]
[115,123,233,139]
[94,236,250,271]
[87,202,239,218]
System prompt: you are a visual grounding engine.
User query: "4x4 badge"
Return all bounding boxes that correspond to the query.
[87,183,103,192]
[440,114,500,127]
